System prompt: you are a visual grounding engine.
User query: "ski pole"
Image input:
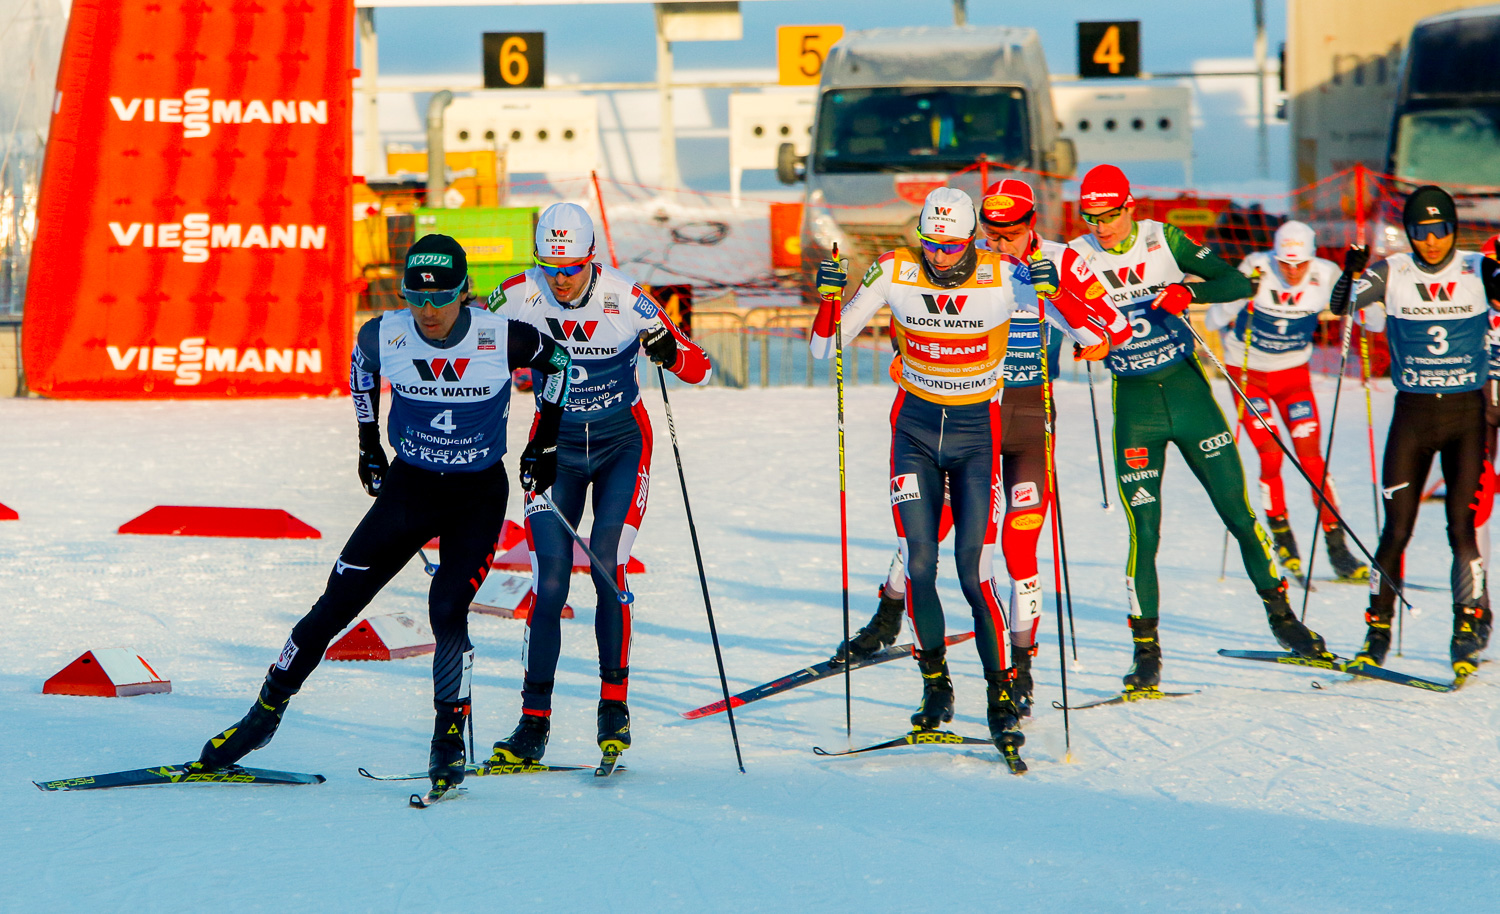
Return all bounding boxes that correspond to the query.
[1181,317,1417,616]
[654,361,746,773]
[1222,303,1256,581]
[419,548,438,577]
[1359,327,1399,651]
[827,244,853,740]
[1298,313,1357,621]
[1084,361,1112,510]
[534,491,633,605]
[1039,320,1073,758]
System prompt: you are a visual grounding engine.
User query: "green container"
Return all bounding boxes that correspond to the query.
[412,207,537,297]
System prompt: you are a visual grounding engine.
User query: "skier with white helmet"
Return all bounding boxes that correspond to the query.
[485,202,711,767]
[1203,220,1369,584]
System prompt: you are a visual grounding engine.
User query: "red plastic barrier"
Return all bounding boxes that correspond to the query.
[119,506,320,539]
[44,649,171,697]
[425,519,525,553]
[0,503,16,521]
[492,540,646,575]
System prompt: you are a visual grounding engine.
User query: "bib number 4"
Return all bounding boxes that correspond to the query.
[430,409,457,433]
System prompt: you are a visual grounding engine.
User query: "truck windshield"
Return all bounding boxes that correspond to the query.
[1394,106,1500,185]
[813,86,1030,173]
[1408,17,1500,96]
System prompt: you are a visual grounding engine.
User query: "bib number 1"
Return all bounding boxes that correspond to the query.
[430,409,457,433]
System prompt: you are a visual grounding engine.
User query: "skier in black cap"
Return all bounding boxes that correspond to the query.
[1333,185,1500,681]
[187,233,575,792]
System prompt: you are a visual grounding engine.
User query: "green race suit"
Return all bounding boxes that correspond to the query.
[1070,221,1277,616]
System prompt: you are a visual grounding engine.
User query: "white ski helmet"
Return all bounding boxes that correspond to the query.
[1273,220,1316,264]
[535,202,596,260]
[918,187,977,239]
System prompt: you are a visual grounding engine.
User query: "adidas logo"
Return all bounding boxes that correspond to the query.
[1129,487,1156,507]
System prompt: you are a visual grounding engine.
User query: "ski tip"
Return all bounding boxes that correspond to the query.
[311,774,327,784]
[811,746,832,756]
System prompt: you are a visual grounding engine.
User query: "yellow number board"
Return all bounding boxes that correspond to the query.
[777,25,844,87]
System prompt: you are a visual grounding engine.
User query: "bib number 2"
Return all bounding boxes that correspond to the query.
[430,409,457,433]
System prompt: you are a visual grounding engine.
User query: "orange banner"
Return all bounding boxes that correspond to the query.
[22,0,353,398]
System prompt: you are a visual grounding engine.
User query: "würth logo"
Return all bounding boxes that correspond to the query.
[412,358,470,382]
[1415,282,1458,302]
[1102,264,1147,289]
[1272,290,1303,306]
[920,294,968,315]
[545,318,598,342]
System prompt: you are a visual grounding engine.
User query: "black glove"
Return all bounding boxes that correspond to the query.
[1026,255,1060,299]
[357,424,388,497]
[519,438,558,495]
[1343,244,1370,276]
[815,257,848,297]
[639,325,678,368]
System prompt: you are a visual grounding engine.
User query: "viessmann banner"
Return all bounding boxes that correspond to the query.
[22,0,353,398]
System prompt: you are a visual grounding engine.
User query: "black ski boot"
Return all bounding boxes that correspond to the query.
[1011,645,1036,717]
[1122,615,1162,692]
[194,672,297,771]
[831,586,904,665]
[909,648,954,731]
[1324,527,1369,582]
[1261,579,1332,659]
[985,671,1025,747]
[429,701,469,788]
[597,700,632,753]
[490,713,550,764]
[1451,605,1488,680]
[1353,608,1392,667]
[1267,514,1304,582]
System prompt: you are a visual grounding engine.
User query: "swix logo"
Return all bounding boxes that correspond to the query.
[919,294,968,315]
[412,358,471,382]
[544,318,598,342]
[108,215,328,264]
[1415,282,1458,302]
[1271,290,1304,306]
[1102,263,1147,289]
[109,89,328,139]
[1124,447,1149,469]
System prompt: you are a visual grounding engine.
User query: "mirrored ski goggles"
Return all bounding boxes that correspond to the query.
[917,232,972,255]
[1080,205,1128,225]
[533,254,593,277]
[400,283,465,308]
[1406,221,1455,241]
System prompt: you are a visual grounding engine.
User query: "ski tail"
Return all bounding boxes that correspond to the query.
[35,764,325,791]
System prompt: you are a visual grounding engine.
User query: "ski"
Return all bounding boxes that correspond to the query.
[1052,689,1199,711]
[681,631,975,719]
[34,763,325,792]
[1217,649,1455,692]
[595,749,624,778]
[812,729,995,758]
[410,785,464,808]
[358,761,595,781]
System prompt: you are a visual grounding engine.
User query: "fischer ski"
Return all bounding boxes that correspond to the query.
[34,764,325,792]
[410,785,464,808]
[595,749,624,778]
[681,632,975,720]
[812,729,993,758]
[1217,649,1455,692]
[358,761,595,781]
[1053,689,1199,711]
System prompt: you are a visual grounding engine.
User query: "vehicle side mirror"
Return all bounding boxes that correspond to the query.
[777,142,807,184]
[1047,137,1077,178]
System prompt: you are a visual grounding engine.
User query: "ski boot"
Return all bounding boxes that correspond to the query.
[985,671,1027,774]
[1353,608,1392,668]
[490,713,550,764]
[429,701,469,788]
[597,700,631,754]
[1267,514,1304,583]
[194,673,297,771]
[1451,605,1488,682]
[1324,527,1369,582]
[1011,644,1037,717]
[909,648,955,731]
[1261,579,1332,659]
[1122,615,1162,693]
[831,586,904,665]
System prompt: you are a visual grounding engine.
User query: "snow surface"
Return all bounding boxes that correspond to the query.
[3,375,1497,913]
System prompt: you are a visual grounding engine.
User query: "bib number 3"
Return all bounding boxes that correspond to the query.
[1427,325,1449,355]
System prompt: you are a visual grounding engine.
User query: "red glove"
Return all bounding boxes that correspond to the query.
[1073,340,1110,362]
[1152,283,1193,315]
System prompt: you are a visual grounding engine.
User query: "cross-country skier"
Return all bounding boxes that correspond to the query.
[1069,164,1332,693]
[190,234,572,792]
[811,186,1115,752]
[827,179,1127,716]
[1202,220,1369,584]
[1333,185,1500,678]
[485,203,711,765]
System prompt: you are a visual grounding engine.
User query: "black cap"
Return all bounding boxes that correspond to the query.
[1403,185,1457,228]
[403,233,468,291]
